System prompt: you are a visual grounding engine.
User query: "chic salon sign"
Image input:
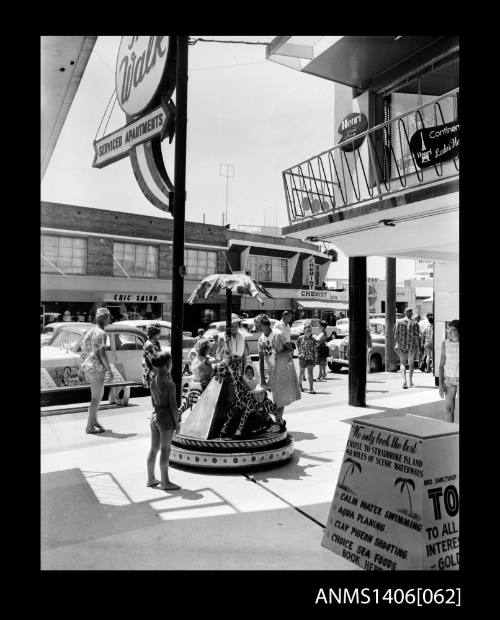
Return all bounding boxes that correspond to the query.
[116,36,170,116]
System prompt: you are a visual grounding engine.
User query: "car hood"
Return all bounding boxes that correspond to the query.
[41,346,81,367]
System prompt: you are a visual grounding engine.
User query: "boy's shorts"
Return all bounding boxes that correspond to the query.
[299,357,314,369]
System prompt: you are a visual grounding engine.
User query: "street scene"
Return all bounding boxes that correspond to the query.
[41,35,459,575]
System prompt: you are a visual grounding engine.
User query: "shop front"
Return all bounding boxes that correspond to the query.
[294,289,349,323]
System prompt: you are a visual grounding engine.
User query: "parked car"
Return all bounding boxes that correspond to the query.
[41,324,149,402]
[202,318,278,358]
[332,318,349,338]
[118,319,195,365]
[290,318,337,340]
[40,322,93,347]
[370,313,404,320]
[327,318,420,373]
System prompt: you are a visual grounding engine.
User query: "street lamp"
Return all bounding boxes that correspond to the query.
[220,163,234,226]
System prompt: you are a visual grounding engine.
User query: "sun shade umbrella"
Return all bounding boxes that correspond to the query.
[187,273,273,336]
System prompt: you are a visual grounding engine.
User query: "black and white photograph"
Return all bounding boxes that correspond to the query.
[40,35,460,588]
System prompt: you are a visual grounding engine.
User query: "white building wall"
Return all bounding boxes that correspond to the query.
[433,261,459,378]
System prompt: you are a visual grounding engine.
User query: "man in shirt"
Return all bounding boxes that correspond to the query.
[394,307,420,389]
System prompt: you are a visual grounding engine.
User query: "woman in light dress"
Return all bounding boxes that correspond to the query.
[438,319,459,423]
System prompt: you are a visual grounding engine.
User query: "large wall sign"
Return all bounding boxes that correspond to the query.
[116,36,171,117]
[409,121,459,169]
[338,113,368,152]
[93,36,177,214]
[322,415,459,570]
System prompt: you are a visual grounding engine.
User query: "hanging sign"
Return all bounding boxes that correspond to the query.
[308,257,315,290]
[116,36,171,116]
[338,113,368,152]
[409,121,459,169]
[322,415,459,570]
[92,102,169,169]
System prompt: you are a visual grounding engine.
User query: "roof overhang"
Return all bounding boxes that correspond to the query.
[41,35,97,180]
[266,36,455,91]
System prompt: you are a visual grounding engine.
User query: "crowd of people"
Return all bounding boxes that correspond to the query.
[76,306,459,491]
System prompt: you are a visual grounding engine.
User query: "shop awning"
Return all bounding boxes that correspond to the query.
[297,300,348,310]
[415,287,434,299]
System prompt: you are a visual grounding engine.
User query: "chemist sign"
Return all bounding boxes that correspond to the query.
[92,103,169,169]
[322,415,459,570]
[308,257,315,290]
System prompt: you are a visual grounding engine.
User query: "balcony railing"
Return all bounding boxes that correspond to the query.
[283,88,459,226]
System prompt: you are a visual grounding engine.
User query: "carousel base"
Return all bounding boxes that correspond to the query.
[170,432,294,469]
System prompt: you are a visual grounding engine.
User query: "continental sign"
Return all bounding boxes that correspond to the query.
[409,121,459,169]
[92,102,169,169]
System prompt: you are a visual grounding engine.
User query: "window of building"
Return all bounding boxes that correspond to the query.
[247,255,288,283]
[113,242,158,278]
[184,249,217,280]
[41,235,87,274]
[381,51,459,178]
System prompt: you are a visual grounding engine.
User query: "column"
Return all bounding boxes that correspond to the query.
[348,256,366,406]
[385,257,399,372]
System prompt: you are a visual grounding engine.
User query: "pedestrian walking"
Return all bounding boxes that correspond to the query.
[438,320,459,423]
[80,307,112,434]
[258,314,300,431]
[147,352,181,490]
[314,319,329,381]
[394,307,420,389]
[297,324,316,393]
[421,314,434,372]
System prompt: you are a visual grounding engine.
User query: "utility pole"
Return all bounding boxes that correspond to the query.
[220,163,234,227]
[171,35,189,406]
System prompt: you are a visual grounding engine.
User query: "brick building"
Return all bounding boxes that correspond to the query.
[41,202,335,333]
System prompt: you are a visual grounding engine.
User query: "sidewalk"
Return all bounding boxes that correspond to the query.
[41,369,447,570]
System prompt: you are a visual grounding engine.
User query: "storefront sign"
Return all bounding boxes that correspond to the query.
[116,36,170,116]
[92,103,169,169]
[308,257,315,290]
[41,363,128,392]
[104,293,165,303]
[322,416,459,570]
[338,113,368,152]
[299,289,348,301]
[409,121,459,169]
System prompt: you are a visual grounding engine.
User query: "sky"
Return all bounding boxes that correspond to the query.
[41,35,419,283]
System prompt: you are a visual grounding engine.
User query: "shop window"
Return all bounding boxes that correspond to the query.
[381,52,459,179]
[247,256,288,283]
[113,242,158,278]
[184,249,217,280]
[41,235,87,274]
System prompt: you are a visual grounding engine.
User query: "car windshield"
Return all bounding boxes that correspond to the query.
[291,320,306,328]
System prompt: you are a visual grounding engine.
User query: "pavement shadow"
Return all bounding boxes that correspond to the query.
[289,431,318,442]
[148,487,206,501]
[92,431,138,439]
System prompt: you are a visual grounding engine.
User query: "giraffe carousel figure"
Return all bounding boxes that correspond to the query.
[170,272,294,470]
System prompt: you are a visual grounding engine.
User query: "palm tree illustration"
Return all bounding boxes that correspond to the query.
[395,477,416,514]
[340,458,362,487]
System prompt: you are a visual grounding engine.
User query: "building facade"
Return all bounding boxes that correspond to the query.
[41,202,333,333]
[267,36,458,386]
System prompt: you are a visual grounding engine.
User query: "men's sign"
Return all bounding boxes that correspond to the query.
[409,121,459,169]
[116,36,170,116]
[92,103,169,169]
[338,113,368,152]
[322,415,459,570]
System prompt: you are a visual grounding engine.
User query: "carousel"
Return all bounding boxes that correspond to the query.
[170,273,294,470]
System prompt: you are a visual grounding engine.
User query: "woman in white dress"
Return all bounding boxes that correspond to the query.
[438,320,459,423]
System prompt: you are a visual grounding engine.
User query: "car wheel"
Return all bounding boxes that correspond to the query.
[328,362,342,372]
[369,354,382,373]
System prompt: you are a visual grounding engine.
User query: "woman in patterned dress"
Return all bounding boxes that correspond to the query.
[80,307,112,434]
[297,324,316,393]
[314,320,329,381]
